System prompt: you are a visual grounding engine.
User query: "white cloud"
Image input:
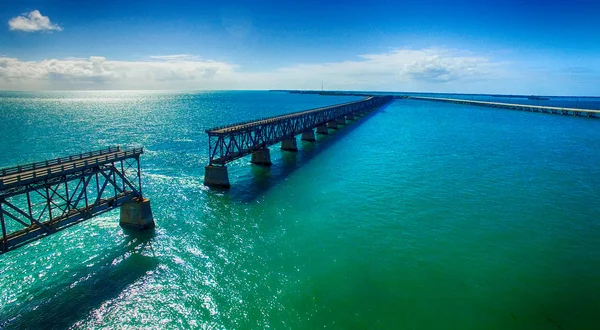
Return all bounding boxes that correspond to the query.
[0,56,236,90]
[8,10,62,32]
[1,47,586,94]
[263,48,506,90]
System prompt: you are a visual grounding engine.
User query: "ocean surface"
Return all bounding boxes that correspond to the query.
[0,91,599,329]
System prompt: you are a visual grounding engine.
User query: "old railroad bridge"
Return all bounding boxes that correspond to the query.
[3,93,599,253]
[0,146,154,254]
[0,96,392,253]
[203,96,394,187]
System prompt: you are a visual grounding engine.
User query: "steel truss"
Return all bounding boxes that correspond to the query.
[206,96,393,165]
[0,147,144,253]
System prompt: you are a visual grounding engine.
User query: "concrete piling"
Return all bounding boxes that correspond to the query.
[316,125,329,134]
[251,148,272,166]
[301,130,316,141]
[120,198,155,230]
[281,137,298,151]
[204,165,230,188]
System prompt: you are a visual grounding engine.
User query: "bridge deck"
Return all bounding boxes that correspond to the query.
[0,147,143,191]
[207,97,373,134]
[408,96,600,116]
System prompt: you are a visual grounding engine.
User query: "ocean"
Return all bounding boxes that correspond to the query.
[0,91,599,329]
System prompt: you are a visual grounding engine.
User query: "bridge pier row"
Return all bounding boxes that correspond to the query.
[316,125,329,134]
[327,121,338,129]
[301,130,316,141]
[204,165,230,188]
[120,198,155,230]
[251,148,272,166]
[336,117,346,125]
[281,137,298,151]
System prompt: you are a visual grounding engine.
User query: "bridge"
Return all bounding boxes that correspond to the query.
[0,146,154,254]
[204,96,394,187]
[407,96,600,118]
[273,91,600,119]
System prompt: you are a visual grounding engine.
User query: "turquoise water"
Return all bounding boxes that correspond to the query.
[1,91,599,329]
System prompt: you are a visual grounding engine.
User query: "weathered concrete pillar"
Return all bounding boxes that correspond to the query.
[316,125,329,134]
[281,137,298,151]
[251,148,272,166]
[120,198,155,230]
[327,121,338,129]
[301,130,316,141]
[204,165,230,188]
[336,117,346,125]
[346,115,354,121]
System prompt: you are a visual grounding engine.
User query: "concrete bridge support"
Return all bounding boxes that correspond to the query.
[251,148,272,166]
[336,117,346,125]
[204,165,230,188]
[120,198,155,230]
[301,130,316,141]
[316,125,329,134]
[327,121,338,129]
[281,137,298,151]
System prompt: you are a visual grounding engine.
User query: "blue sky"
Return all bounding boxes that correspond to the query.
[0,0,598,94]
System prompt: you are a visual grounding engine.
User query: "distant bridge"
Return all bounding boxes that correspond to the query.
[407,96,600,118]
[204,96,393,187]
[274,90,600,118]
[0,146,154,254]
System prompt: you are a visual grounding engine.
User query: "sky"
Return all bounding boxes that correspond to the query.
[0,0,599,95]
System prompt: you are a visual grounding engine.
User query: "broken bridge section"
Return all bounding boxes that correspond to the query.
[0,146,154,254]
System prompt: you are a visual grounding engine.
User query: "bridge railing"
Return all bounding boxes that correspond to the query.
[0,146,121,177]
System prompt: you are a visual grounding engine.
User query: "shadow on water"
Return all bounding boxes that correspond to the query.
[1,230,157,330]
[219,106,390,203]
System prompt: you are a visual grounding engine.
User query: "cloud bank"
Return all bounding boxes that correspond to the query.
[0,48,593,94]
[8,10,62,32]
[0,48,508,91]
[0,55,234,90]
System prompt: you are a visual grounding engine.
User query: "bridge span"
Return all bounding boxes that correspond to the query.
[204,96,393,187]
[407,96,600,118]
[0,146,154,254]
[274,91,600,119]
